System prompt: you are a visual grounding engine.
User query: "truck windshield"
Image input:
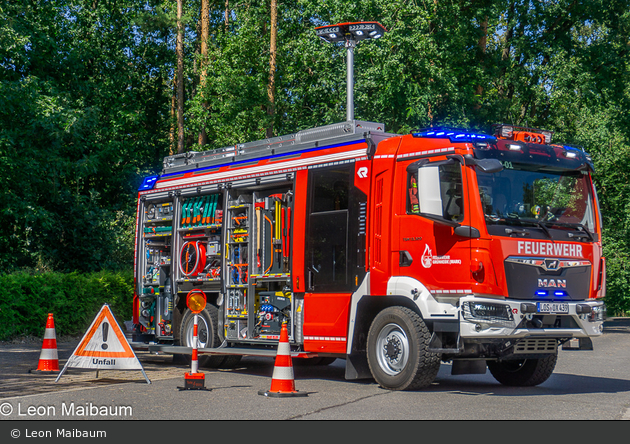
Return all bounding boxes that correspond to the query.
[476,165,596,239]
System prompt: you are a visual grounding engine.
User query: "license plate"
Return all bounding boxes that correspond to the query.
[537,302,569,314]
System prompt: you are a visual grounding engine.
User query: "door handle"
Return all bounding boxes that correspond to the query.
[308,266,318,291]
[399,250,413,267]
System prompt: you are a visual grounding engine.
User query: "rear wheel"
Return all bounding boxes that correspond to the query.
[367,306,440,391]
[487,354,557,387]
[179,305,226,368]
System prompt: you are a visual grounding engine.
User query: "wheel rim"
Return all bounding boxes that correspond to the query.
[186,315,210,348]
[375,323,410,376]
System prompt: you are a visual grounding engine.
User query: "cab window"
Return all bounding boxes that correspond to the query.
[408,161,464,223]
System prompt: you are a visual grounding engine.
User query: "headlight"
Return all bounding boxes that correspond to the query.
[463,301,514,326]
[589,305,606,322]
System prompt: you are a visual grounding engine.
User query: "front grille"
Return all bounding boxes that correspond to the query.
[504,256,591,300]
[513,338,557,354]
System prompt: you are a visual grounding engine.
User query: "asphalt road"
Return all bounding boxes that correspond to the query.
[1,318,630,422]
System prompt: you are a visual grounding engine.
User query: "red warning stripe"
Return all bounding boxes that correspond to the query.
[74,307,135,359]
[42,338,57,349]
[273,354,292,367]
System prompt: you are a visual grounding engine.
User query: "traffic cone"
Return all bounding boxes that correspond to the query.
[31,313,60,373]
[258,321,307,397]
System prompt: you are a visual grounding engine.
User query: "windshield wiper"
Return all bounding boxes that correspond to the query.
[541,220,594,242]
[504,227,530,236]
[499,217,531,236]
[561,223,594,241]
[535,221,554,240]
[502,218,553,239]
[567,230,593,241]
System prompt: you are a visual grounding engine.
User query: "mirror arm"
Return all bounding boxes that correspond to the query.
[446,154,466,165]
[462,154,478,166]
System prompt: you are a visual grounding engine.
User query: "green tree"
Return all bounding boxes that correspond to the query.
[1,0,629,314]
[0,0,172,272]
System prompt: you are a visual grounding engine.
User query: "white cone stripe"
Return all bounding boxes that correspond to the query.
[43,328,57,339]
[39,348,58,360]
[271,366,294,380]
[277,342,290,355]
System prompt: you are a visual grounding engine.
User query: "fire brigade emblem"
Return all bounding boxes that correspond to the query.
[421,244,433,268]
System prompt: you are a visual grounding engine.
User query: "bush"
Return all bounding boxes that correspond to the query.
[0,270,134,341]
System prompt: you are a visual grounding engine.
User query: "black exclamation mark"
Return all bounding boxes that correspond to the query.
[102,322,109,350]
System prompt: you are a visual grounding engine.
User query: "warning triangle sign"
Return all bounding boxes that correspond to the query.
[55,304,150,384]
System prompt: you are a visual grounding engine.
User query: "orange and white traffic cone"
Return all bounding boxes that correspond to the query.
[31,313,59,373]
[258,321,307,397]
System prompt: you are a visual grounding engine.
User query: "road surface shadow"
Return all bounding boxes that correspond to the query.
[424,371,630,396]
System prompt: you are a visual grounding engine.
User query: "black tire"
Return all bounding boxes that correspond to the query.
[179,305,226,368]
[487,354,557,387]
[367,306,440,391]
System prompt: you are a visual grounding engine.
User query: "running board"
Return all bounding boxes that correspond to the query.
[144,343,316,359]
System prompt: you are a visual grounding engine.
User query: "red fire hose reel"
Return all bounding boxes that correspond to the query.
[179,241,207,277]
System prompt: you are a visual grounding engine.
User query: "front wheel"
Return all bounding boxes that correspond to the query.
[367,306,440,391]
[487,354,557,387]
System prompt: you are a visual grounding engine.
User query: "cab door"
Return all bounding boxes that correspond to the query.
[302,164,357,353]
[393,158,472,293]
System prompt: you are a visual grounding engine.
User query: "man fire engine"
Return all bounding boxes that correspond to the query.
[131,22,605,391]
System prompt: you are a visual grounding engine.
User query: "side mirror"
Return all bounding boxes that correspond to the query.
[454,225,480,238]
[476,158,504,173]
[463,155,503,174]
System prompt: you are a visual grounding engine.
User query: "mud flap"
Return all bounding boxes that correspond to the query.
[345,353,372,380]
[451,359,487,375]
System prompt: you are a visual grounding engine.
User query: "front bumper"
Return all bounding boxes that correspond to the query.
[457,295,605,340]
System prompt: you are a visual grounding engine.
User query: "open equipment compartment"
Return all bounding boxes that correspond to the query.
[137,197,174,339]
[223,181,295,344]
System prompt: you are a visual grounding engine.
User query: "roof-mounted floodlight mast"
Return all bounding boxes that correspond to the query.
[346,38,355,121]
[315,22,387,122]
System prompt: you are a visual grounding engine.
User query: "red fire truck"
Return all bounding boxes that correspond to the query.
[132,119,606,390]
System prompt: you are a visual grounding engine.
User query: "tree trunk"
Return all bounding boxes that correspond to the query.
[169,72,177,155]
[198,0,210,146]
[474,16,488,109]
[176,0,185,154]
[497,2,515,100]
[224,0,229,29]
[266,0,278,139]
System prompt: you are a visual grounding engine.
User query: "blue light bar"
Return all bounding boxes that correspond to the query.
[554,291,568,298]
[535,290,548,297]
[562,145,581,158]
[412,127,497,143]
[139,175,159,191]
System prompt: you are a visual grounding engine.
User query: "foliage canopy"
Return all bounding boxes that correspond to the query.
[1,0,629,312]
